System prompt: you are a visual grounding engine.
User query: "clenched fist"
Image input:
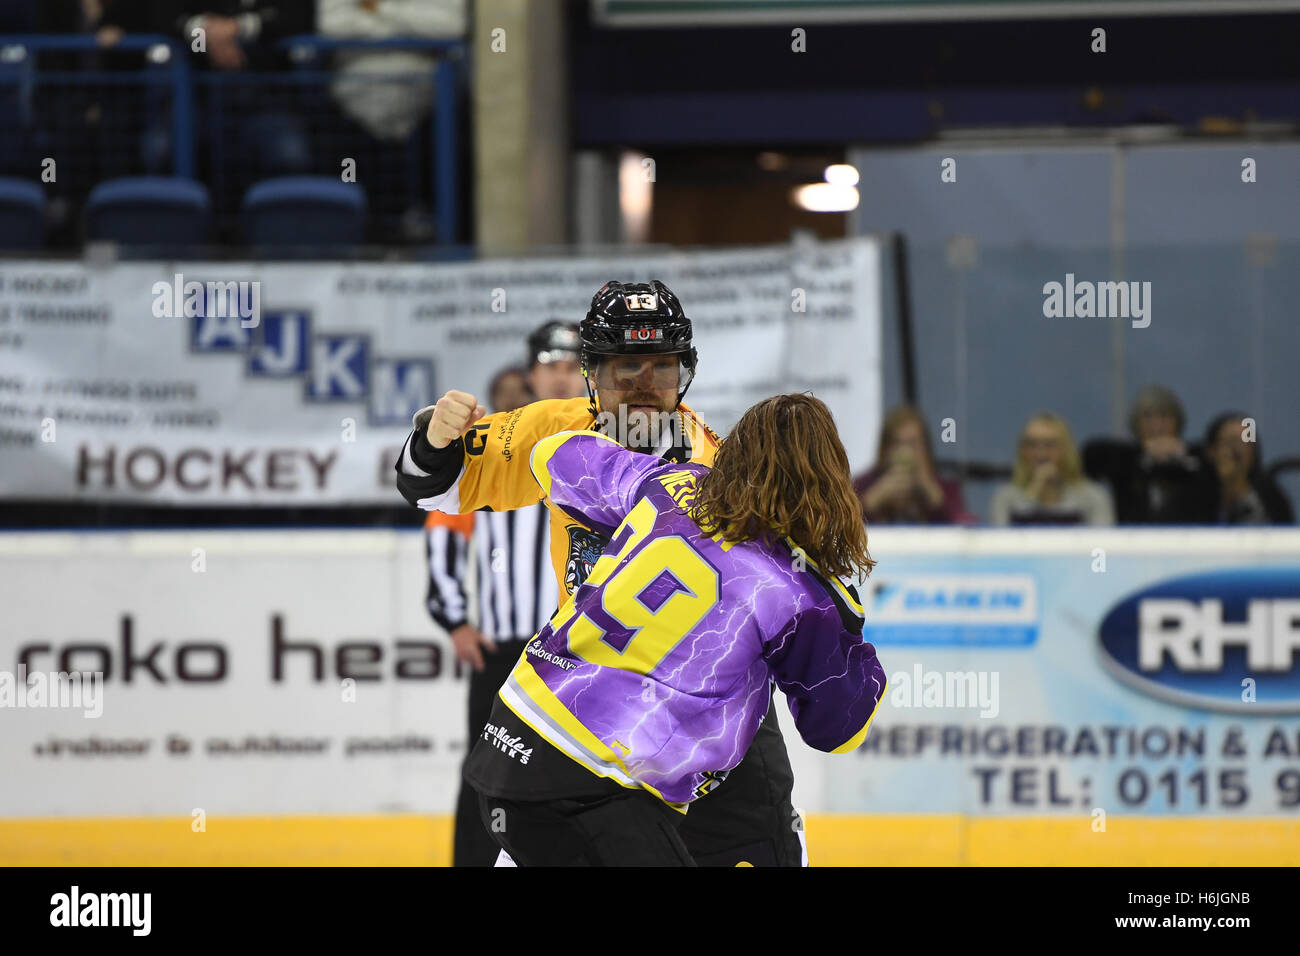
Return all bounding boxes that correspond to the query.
[426,389,487,449]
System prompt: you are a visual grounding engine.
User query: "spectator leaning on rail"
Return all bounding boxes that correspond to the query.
[1083,384,1217,524]
[989,412,1114,526]
[97,2,318,187]
[1202,412,1295,525]
[120,1,317,71]
[854,405,970,524]
[318,0,466,237]
[319,0,467,142]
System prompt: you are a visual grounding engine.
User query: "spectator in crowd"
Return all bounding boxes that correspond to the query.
[1202,412,1295,525]
[990,413,1114,526]
[319,0,467,238]
[486,364,532,416]
[95,2,313,68]
[6,1,162,240]
[854,406,969,524]
[98,1,318,193]
[1083,384,1217,524]
[319,0,466,140]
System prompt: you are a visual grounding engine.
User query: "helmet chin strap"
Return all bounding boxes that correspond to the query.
[676,373,694,408]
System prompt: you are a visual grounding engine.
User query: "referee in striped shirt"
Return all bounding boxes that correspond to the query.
[425,321,587,866]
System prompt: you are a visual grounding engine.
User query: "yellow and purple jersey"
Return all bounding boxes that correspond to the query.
[492,430,887,807]
[397,397,721,599]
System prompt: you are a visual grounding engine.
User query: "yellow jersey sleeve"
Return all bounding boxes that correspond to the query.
[455,397,595,513]
[679,402,721,467]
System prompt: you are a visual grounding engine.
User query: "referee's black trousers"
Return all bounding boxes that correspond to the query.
[453,638,529,867]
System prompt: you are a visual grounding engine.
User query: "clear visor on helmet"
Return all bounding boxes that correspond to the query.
[591,353,694,392]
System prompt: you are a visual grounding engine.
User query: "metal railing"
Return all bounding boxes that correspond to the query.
[280,35,463,244]
[0,33,464,244]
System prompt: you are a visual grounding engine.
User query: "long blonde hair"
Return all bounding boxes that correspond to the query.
[1012,412,1083,489]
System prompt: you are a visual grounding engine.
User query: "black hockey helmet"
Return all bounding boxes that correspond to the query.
[579,280,698,403]
[527,319,581,368]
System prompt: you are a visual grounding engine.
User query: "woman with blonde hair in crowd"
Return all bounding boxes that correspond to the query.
[991,412,1114,526]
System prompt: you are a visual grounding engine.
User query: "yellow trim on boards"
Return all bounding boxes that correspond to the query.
[3,815,1298,866]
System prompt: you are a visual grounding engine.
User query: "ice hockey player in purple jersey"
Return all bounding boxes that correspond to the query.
[465,393,886,865]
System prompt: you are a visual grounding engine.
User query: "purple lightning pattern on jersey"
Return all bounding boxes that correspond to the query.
[505,430,887,805]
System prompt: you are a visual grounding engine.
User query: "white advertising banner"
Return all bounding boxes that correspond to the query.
[0,530,465,817]
[836,527,1300,817]
[6,528,1299,821]
[0,238,883,505]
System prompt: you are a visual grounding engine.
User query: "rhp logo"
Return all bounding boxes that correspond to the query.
[1098,568,1300,713]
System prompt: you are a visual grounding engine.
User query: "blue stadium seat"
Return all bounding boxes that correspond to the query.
[84,177,211,246]
[0,178,45,248]
[242,177,367,247]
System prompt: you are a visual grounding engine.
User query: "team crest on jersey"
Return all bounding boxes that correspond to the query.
[564,525,608,593]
